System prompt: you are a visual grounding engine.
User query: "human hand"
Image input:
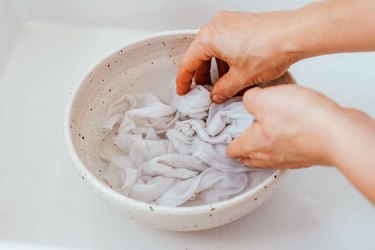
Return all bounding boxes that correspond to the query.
[176,11,297,103]
[229,84,375,202]
[177,0,375,104]
[227,84,346,168]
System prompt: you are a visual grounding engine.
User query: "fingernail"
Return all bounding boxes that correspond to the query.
[212,94,226,103]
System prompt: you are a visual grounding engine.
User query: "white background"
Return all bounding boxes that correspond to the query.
[0,1,374,249]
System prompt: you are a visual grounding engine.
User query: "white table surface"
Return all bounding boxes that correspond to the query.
[0,21,374,250]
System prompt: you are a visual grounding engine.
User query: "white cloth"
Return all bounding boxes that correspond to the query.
[99,85,256,207]
[102,93,179,137]
[172,85,212,119]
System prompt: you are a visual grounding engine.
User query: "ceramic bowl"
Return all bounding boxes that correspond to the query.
[64,30,295,231]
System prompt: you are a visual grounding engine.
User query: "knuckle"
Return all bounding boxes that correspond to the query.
[213,11,230,21]
[197,24,211,40]
[211,11,230,31]
[345,107,370,118]
[254,152,270,161]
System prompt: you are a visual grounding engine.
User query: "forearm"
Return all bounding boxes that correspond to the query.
[327,110,375,203]
[284,0,375,61]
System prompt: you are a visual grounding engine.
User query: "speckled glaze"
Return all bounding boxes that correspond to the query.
[64,30,296,231]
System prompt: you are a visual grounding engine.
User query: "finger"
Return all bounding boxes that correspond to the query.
[266,158,311,169]
[242,155,314,169]
[176,39,213,95]
[211,68,247,103]
[194,59,212,85]
[215,58,229,77]
[227,122,263,158]
[240,158,273,169]
[242,87,263,116]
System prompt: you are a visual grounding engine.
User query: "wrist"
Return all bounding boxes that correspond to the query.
[306,107,347,167]
[324,108,375,202]
[319,108,350,167]
[279,0,346,63]
[277,9,315,64]
[280,0,375,62]
[323,108,375,169]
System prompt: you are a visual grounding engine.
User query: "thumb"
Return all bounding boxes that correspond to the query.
[211,68,248,103]
[243,87,263,116]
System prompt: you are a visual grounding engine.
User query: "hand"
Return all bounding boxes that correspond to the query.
[176,11,297,103]
[228,85,346,168]
[228,84,375,202]
[176,0,375,104]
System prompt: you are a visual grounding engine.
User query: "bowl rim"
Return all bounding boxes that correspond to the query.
[64,29,286,215]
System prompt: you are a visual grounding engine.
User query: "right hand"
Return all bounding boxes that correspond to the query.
[227,85,344,169]
[176,11,298,103]
[227,84,375,202]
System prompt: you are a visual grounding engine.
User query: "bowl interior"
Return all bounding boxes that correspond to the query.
[67,31,295,207]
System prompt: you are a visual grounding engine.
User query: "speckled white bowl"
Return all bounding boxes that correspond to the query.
[64,30,295,231]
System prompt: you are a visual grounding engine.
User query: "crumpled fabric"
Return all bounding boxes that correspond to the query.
[99,84,256,207]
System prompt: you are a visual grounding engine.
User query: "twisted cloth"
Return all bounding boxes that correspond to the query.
[99,85,256,207]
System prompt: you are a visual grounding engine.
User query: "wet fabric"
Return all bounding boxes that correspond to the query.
[100,85,255,207]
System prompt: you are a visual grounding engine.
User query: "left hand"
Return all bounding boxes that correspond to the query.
[176,11,298,104]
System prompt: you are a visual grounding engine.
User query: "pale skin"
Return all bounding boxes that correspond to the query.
[176,0,375,202]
